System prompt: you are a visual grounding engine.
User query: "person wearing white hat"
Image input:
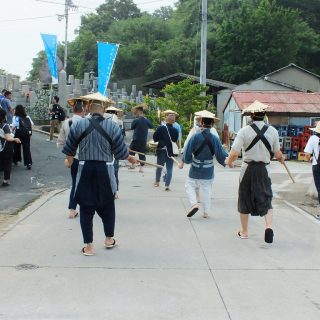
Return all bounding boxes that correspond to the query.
[304,123,320,218]
[179,110,228,218]
[225,101,284,244]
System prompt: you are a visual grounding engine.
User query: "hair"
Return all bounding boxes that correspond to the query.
[106,110,117,114]
[73,101,83,114]
[15,105,27,118]
[201,117,214,128]
[251,112,266,121]
[89,102,104,113]
[53,95,59,103]
[1,89,6,94]
[0,108,7,122]
[4,91,11,97]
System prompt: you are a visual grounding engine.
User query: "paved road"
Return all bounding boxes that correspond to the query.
[0,132,70,214]
[0,161,319,319]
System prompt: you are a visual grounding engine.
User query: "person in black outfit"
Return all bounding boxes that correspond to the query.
[13,105,33,169]
[129,104,153,173]
[0,109,21,186]
[153,110,179,191]
[48,96,61,141]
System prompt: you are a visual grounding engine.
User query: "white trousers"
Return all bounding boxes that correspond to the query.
[185,177,213,213]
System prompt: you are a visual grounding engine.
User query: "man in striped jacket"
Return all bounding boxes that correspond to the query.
[63,102,137,256]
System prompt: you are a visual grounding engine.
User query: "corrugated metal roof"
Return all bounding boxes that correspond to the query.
[232,91,320,113]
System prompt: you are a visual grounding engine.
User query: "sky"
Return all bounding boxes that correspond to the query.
[0,0,176,80]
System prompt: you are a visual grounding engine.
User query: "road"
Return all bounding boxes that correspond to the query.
[0,160,319,319]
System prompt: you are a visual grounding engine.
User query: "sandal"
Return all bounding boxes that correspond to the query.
[153,182,160,187]
[165,187,171,191]
[264,228,274,244]
[187,204,199,217]
[82,247,94,256]
[237,231,248,239]
[69,212,78,219]
[105,239,117,249]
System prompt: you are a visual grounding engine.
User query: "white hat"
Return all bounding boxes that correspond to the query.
[310,122,320,134]
[194,110,220,120]
[162,109,179,116]
[242,100,270,114]
[106,106,121,112]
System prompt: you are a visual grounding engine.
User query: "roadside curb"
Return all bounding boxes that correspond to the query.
[0,188,68,238]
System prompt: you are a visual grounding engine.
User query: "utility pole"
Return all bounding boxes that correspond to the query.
[200,0,207,88]
[63,0,69,71]
[57,1,78,71]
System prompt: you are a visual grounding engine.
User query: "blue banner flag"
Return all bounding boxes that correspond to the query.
[97,42,119,96]
[41,33,58,80]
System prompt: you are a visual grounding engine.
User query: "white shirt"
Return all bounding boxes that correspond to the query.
[232,121,280,163]
[304,135,319,165]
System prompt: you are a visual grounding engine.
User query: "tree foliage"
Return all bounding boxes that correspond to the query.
[28,0,320,86]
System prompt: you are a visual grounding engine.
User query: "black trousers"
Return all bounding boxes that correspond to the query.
[129,141,146,166]
[80,203,115,243]
[13,135,32,166]
[0,144,13,180]
[312,165,320,204]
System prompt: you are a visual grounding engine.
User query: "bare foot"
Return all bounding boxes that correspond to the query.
[153,182,160,187]
[139,167,144,173]
[82,244,94,256]
[114,193,119,200]
[104,237,117,249]
[202,213,209,219]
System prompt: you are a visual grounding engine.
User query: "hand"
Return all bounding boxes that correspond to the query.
[225,157,234,168]
[178,162,184,169]
[127,155,137,164]
[14,138,21,144]
[278,157,285,164]
[64,158,72,168]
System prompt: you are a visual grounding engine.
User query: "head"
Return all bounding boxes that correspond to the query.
[134,107,144,117]
[1,89,6,95]
[106,109,117,115]
[195,115,202,126]
[201,117,214,128]
[73,100,84,116]
[250,111,266,121]
[89,102,104,115]
[4,91,11,99]
[15,105,27,117]
[53,95,59,104]
[165,113,176,124]
[0,108,7,122]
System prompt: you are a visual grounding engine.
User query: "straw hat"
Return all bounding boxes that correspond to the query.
[194,110,220,121]
[310,122,320,134]
[131,103,148,112]
[242,100,270,114]
[67,98,83,107]
[80,92,115,106]
[162,109,179,116]
[106,106,121,112]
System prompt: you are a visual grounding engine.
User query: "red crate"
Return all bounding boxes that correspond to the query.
[291,137,300,151]
[303,126,312,133]
[300,133,311,143]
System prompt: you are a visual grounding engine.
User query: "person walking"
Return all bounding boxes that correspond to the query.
[0,108,21,186]
[57,99,84,219]
[179,111,228,218]
[153,110,179,191]
[47,96,63,142]
[304,122,320,219]
[225,101,284,244]
[12,105,33,169]
[129,104,153,173]
[62,102,137,256]
[0,91,13,126]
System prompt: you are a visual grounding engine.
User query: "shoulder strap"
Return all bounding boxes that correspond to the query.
[68,119,73,128]
[88,117,113,145]
[245,124,274,158]
[194,131,214,157]
[165,125,173,143]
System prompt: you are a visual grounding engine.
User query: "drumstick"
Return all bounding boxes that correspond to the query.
[136,159,163,169]
[129,149,146,156]
[283,162,295,183]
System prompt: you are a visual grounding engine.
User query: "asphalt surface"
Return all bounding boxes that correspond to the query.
[0,132,70,214]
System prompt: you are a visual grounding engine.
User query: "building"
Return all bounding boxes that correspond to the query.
[223,91,320,133]
[217,63,320,128]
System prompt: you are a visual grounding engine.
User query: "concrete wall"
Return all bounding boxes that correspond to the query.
[268,68,320,92]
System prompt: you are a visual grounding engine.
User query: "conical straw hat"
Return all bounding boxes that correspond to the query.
[310,122,320,134]
[242,100,270,114]
[194,110,220,120]
[162,109,179,116]
[80,92,115,105]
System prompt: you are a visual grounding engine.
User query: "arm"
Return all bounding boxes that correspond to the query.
[224,130,244,167]
[62,122,80,166]
[56,121,68,148]
[182,135,194,165]
[213,136,228,167]
[304,136,315,163]
[153,126,161,142]
[5,133,20,144]
[131,119,137,130]
[225,148,239,168]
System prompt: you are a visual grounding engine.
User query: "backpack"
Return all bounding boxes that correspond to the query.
[17,117,32,137]
[57,106,66,122]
